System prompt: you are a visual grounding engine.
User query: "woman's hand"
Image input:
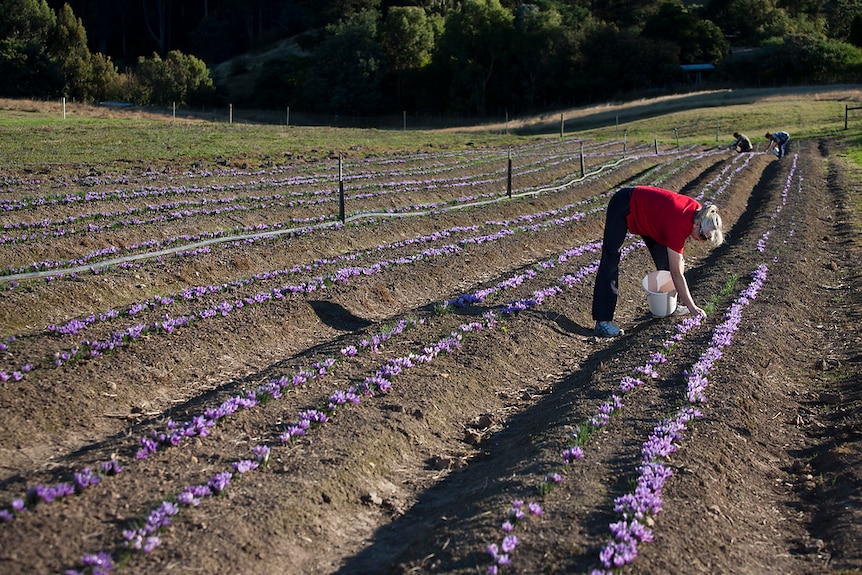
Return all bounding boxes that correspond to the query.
[667,248,701,315]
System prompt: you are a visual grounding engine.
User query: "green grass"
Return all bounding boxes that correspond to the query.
[0,114,525,169]
[1,90,859,173]
[577,99,853,146]
[839,134,862,249]
[844,131,862,164]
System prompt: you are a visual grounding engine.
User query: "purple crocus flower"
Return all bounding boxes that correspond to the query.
[209,471,232,493]
[562,446,584,463]
[143,536,161,553]
[81,551,113,569]
[252,445,271,465]
[100,460,124,475]
[233,459,259,474]
[501,535,519,553]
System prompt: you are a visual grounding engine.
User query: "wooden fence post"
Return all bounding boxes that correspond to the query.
[844,104,862,129]
[507,149,513,198]
[338,155,345,224]
[580,142,585,177]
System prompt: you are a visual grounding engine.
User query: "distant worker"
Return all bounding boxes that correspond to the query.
[731,132,752,153]
[592,185,725,337]
[765,131,790,159]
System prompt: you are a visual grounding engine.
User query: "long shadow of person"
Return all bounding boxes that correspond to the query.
[308,300,374,331]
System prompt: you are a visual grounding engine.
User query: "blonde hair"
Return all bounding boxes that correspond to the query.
[695,204,725,247]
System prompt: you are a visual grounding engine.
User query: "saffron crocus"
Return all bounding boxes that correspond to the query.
[252,444,271,465]
[209,471,232,493]
[486,544,501,563]
[233,459,259,474]
[81,551,113,570]
[74,468,101,491]
[100,459,124,475]
[562,446,584,464]
[143,535,161,554]
[619,376,644,393]
[507,501,525,521]
[177,491,200,506]
[123,530,143,550]
[501,535,519,553]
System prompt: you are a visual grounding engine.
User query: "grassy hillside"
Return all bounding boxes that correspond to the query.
[2,86,861,168]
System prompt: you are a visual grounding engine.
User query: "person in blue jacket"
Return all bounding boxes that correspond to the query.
[766,131,790,158]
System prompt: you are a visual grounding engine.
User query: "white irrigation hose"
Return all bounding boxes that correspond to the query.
[1,157,631,284]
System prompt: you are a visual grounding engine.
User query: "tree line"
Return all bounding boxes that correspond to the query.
[2,0,861,118]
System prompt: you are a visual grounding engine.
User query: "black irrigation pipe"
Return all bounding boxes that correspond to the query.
[0,156,632,284]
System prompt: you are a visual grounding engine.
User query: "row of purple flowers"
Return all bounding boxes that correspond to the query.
[1,139,635,275]
[62,217,640,573]
[2,148,734,535]
[2,137,626,214]
[1,172,626,383]
[2,144,723,386]
[484,150,770,574]
[591,154,796,573]
[3,146,730,574]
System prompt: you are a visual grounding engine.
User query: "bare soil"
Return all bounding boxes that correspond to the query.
[0,102,860,575]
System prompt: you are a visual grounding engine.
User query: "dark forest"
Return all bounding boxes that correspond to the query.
[4,0,862,117]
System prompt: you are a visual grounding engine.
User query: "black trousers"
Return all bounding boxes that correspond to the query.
[592,188,670,322]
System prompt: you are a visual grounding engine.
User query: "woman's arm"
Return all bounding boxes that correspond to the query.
[667,247,706,317]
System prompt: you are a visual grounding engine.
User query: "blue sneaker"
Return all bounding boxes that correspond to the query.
[594,321,623,337]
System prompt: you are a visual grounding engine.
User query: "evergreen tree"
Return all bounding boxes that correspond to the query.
[432,0,514,115]
[303,10,384,114]
[50,3,92,99]
[704,0,793,44]
[574,19,679,100]
[380,6,439,110]
[133,50,215,105]
[511,4,569,112]
[642,3,728,64]
[0,0,62,97]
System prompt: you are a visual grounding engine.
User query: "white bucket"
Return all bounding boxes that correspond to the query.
[641,270,678,317]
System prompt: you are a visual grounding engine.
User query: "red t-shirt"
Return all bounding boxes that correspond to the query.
[626,186,701,253]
